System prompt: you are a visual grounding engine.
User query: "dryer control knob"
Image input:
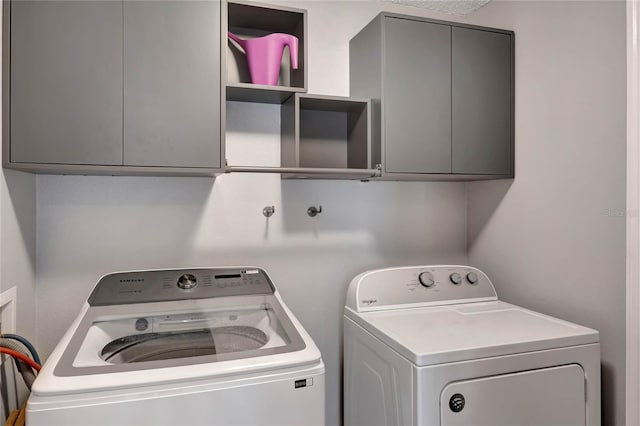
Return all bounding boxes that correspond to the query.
[449,394,465,412]
[177,273,198,290]
[449,272,462,285]
[466,272,479,284]
[418,272,434,287]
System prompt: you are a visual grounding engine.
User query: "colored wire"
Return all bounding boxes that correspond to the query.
[10,357,36,390]
[0,339,37,389]
[2,334,41,364]
[0,338,31,361]
[1,339,33,371]
[0,348,41,371]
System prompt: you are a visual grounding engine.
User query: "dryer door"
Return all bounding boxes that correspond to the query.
[440,364,586,426]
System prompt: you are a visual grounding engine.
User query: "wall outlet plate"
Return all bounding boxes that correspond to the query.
[0,287,17,364]
[0,287,17,335]
[0,287,18,420]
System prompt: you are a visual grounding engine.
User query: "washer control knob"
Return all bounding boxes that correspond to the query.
[449,272,462,285]
[418,271,435,287]
[466,272,479,284]
[177,273,198,290]
[135,318,149,331]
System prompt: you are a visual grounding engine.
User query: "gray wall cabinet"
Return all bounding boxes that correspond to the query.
[9,1,123,166]
[279,93,371,179]
[384,17,451,174]
[4,0,223,176]
[452,26,512,175]
[350,13,514,180]
[224,1,379,180]
[124,1,221,169]
[226,0,307,104]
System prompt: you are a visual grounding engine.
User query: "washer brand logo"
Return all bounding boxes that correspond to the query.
[119,279,144,284]
[361,299,377,305]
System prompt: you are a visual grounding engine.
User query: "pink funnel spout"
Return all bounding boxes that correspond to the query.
[227,31,246,49]
[228,32,299,86]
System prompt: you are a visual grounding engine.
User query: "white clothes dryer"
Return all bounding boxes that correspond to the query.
[28,267,325,426]
[344,265,600,426]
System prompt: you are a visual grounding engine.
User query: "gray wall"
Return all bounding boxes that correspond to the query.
[463,1,627,425]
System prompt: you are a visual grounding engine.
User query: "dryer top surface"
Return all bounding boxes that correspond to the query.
[346,300,599,366]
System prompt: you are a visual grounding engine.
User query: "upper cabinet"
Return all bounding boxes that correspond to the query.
[382,17,452,175]
[9,1,123,166]
[279,93,372,179]
[6,4,512,181]
[451,26,512,175]
[123,1,221,169]
[226,0,307,104]
[350,13,514,180]
[4,0,223,176]
[224,1,379,180]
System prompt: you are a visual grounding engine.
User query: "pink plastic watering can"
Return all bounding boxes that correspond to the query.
[228,32,299,86]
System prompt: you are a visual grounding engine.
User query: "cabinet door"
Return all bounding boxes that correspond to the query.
[10,1,123,165]
[452,27,512,175]
[124,0,221,168]
[383,17,451,174]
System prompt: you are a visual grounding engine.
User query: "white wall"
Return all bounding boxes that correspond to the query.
[1,170,36,337]
[0,3,37,419]
[35,6,476,416]
[463,1,627,425]
[0,169,36,422]
[30,1,627,426]
[33,4,476,425]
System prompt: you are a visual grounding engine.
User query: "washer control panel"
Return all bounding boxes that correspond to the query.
[88,267,275,306]
[346,265,497,312]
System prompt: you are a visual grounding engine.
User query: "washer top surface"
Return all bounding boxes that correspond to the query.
[33,267,322,396]
[344,265,599,366]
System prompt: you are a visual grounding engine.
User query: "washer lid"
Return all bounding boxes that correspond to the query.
[345,300,599,366]
[33,267,324,396]
[95,307,279,365]
[55,293,308,378]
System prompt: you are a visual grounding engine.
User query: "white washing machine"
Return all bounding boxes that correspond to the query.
[344,265,600,426]
[28,267,325,426]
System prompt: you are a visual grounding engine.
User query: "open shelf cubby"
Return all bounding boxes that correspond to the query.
[226,1,307,104]
[281,94,371,176]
